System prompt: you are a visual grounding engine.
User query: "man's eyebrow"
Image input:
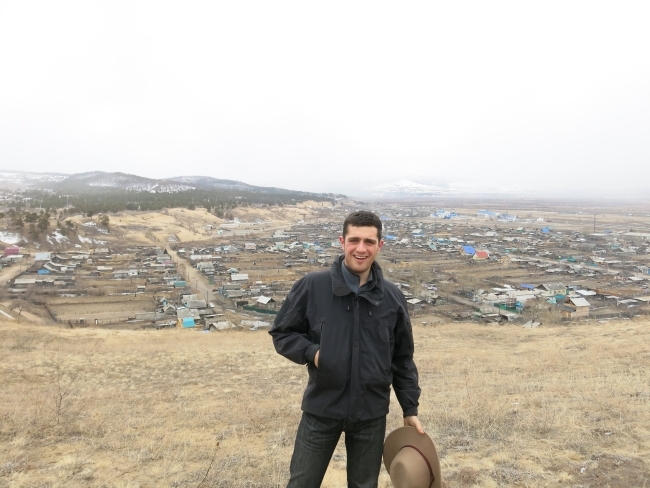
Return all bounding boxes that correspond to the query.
[347,237,377,243]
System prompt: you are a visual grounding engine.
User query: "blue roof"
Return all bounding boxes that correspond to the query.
[384,235,397,241]
[520,284,535,290]
[462,245,476,255]
[181,317,195,328]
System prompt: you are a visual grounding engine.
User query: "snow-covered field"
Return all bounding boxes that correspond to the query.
[0,232,21,244]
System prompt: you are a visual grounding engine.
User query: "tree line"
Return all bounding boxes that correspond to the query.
[10,189,335,217]
[0,208,110,240]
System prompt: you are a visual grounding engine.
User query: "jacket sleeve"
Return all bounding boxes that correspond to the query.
[269,277,319,365]
[392,304,421,417]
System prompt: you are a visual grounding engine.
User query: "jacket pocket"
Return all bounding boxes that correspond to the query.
[359,322,392,390]
[316,321,350,390]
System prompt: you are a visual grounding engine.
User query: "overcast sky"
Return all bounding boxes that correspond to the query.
[0,1,648,198]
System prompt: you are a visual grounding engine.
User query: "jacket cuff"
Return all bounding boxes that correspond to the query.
[402,407,418,418]
[305,343,320,363]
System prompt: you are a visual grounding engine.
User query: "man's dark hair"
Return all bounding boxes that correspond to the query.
[342,211,382,240]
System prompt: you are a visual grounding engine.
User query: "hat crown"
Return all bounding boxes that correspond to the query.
[389,448,432,488]
[383,427,442,488]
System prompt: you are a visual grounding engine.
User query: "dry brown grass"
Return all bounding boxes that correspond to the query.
[1,319,649,487]
[67,205,318,247]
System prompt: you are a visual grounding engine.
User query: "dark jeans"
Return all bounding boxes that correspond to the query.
[286,412,386,488]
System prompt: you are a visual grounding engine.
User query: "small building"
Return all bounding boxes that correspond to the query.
[406,298,424,313]
[256,295,277,310]
[560,297,591,319]
[231,273,249,282]
[461,245,476,256]
[537,283,566,295]
[3,245,20,255]
[473,250,489,260]
[179,317,196,328]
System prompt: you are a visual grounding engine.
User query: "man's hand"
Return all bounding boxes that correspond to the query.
[314,350,319,368]
[404,416,425,434]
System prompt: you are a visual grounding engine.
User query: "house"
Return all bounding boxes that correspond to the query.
[43,261,70,273]
[34,252,52,261]
[461,245,476,256]
[186,299,207,309]
[196,262,214,271]
[223,289,244,298]
[13,278,36,288]
[179,317,196,328]
[473,250,489,260]
[432,210,450,218]
[3,245,20,255]
[406,298,424,312]
[498,214,517,222]
[560,297,590,319]
[244,242,257,251]
[476,210,498,219]
[256,296,277,310]
[536,283,566,295]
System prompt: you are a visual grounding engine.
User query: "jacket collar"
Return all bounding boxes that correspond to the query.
[331,255,384,306]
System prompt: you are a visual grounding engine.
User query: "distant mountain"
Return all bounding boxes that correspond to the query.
[0,170,336,197]
[169,176,307,194]
[372,179,460,198]
[371,179,524,198]
[0,171,68,188]
[53,172,196,193]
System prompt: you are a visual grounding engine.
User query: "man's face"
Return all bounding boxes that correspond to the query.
[339,225,383,276]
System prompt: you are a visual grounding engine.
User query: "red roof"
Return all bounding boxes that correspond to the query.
[474,250,489,259]
[3,246,20,255]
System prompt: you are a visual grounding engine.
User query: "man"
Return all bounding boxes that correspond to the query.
[269,211,423,488]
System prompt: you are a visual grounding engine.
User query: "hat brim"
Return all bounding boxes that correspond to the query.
[383,427,442,488]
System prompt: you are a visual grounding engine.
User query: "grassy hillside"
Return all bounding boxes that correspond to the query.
[1,320,649,487]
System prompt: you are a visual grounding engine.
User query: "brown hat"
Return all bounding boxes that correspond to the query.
[383,427,441,488]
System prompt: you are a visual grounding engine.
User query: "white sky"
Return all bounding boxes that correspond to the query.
[1,1,648,198]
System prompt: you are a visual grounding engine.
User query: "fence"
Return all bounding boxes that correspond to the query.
[242,305,278,315]
[58,316,134,326]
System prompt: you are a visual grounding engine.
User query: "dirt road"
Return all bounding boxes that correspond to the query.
[0,257,32,285]
[166,249,229,312]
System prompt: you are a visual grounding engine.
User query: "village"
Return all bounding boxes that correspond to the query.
[1,199,649,330]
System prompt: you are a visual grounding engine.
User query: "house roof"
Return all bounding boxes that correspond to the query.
[538,283,565,291]
[256,296,275,305]
[569,297,591,307]
[576,290,597,296]
[462,245,476,255]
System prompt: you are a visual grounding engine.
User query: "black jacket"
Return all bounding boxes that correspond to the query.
[269,256,420,422]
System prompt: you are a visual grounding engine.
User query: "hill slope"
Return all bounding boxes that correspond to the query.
[1,319,648,487]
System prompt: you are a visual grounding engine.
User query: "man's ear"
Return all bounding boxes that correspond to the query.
[339,235,344,247]
[378,239,384,251]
